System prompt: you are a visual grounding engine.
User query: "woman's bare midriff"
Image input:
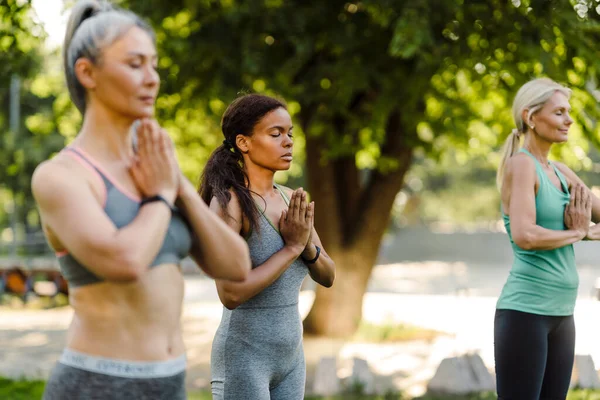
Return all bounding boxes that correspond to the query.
[66,263,185,361]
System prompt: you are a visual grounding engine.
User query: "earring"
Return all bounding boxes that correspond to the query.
[530,125,535,130]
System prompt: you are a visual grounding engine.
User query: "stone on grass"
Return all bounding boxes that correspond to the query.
[313,356,340,396]
[571,354,600,389]
[348,357,375,394]
[427,353,495,395]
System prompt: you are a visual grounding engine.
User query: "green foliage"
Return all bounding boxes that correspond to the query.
[0,0,44,83]
[124,0,600,166]
[568,389,600,399]
[396,154,500,228]
[0,1,66,245]
[3,0,600,275]
[353,321,442,343]
[112,0,600,239]
[0,377,45,400]
[187,392,213,400]
[394,143,600,229]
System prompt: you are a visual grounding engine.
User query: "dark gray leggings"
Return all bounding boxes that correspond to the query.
[42,363,186,400]
[494,308,575,400]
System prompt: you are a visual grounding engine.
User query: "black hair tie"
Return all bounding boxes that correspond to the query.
[223,138,235,151]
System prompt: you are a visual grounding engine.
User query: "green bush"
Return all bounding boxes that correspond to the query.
[0,377,45,400]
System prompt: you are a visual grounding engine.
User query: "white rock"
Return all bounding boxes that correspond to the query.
[427,353,495,395]
[571,354,600,389]
[313,357,341,395]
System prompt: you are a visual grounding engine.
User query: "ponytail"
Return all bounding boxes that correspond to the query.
[63,0,106,114]
[199,94,287,233]
[199,143,261,232]
[498,78,572,190]
[63,0,155,114]
[496,129,522,190]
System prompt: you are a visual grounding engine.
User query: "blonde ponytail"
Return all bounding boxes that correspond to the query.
[496,78,571,190]
[496,129,522,190]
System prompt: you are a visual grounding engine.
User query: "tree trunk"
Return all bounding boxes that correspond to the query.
[304,244,379,336]
[302,111,414,337]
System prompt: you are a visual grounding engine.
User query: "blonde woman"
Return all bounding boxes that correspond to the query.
[33,1,250,399]
[495,78,600,398]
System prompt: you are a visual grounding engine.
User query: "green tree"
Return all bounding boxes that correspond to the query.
[0,1,67,250]
[124,0,600,336]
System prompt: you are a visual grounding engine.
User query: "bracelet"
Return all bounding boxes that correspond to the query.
[140,194,175,212]
[302,245,321,264]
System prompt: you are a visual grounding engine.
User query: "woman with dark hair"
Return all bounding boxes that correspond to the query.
[201,94,336,399]
[32,1,250,399]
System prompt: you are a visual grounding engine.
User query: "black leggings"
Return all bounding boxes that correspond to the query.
[494,309,575,400]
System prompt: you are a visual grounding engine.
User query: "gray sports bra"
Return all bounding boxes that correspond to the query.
[56,146,193,287]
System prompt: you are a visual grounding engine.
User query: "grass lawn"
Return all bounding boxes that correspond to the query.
[3,377,600,399]
[352,321,443,343]
[0,377,45,400]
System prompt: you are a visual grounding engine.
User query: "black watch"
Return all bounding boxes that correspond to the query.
[302,245,321,264]
[140,194,175,212]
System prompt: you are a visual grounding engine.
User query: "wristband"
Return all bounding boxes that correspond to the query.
[302,245,321,264]
[140,194,175,212]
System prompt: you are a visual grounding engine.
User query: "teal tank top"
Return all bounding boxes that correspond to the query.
[496,149,578,316]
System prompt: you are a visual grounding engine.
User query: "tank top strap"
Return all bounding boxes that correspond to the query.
[518,148,547,179]
[518,148,541,166]
[274,184,290,205]
[64,146,141,202]
[64,147,109,181]
[63,146,111,189]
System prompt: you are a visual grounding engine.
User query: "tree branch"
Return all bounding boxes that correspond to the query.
[302,111,345,254]
[349,110,414,251]
[305,135,347,253]
[330,114,360,241]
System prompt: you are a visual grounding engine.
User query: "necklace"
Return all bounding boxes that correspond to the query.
[524,146,550,167]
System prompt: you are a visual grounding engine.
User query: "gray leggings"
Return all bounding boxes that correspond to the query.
[211,354,305,400]
[211,304,306,400]
[43,362,186,400]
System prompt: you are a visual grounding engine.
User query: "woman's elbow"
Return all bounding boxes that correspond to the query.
[320,278,334,288]
[513,232,535,250]
[223,299,241,310]
[219,289,242,310]
[112,260,146,282]
[322,272,335,288]
[315,266,335,288]
[111,270,142,283]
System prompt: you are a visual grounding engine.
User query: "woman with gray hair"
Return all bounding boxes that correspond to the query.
[495,77,600,398]
[33,1,250,399]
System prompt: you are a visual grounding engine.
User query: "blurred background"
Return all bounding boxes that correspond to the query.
[2,0,600,398]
